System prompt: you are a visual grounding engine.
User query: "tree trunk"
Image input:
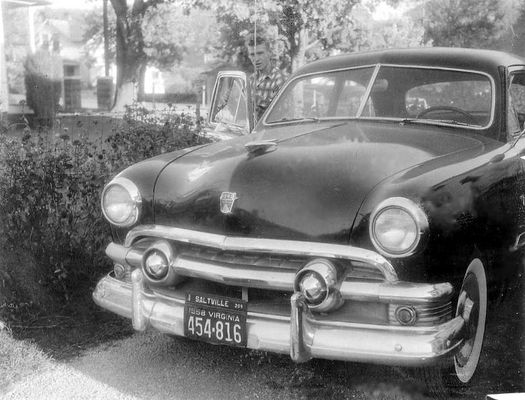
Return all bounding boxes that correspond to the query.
[292,28,307,72]
[137,63,146,101]
[110,0,148,111]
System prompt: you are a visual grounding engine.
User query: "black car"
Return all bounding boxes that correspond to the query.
[94,47,524,397]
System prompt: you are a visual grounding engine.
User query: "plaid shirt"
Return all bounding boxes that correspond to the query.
[249,66,287,121]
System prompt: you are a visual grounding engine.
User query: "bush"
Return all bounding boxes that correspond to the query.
[140,92,199,104]
[23,48,62,128]
[0,105,211,312]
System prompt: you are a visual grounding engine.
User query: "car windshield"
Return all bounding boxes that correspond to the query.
[266,65,493,128]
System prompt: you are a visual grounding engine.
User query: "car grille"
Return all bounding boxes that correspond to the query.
[109,225,451,327]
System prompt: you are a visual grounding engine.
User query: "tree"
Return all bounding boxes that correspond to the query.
[189,0,361,73]
[507,2,525,56]
[420,0,516,48]
[89,0,185,109]
[335,3,429,53]
[85,0,216,109]
[109,0,158,109]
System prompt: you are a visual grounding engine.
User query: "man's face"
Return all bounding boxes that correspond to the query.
[248,44,271,72]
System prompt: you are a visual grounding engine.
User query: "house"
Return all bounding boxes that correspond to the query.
[1,1,109,116]
[1,0,52,117]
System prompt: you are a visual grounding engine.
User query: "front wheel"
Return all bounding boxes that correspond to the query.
[417,258,488,398]
[454,258,487,383]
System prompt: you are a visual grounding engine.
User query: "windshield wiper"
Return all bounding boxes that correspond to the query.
[399,118,474,127]
[275,117,322,123]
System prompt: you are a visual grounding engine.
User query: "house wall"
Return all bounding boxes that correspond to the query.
[0,1,8,115]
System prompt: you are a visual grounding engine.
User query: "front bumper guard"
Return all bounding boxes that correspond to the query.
[93,270,465,367]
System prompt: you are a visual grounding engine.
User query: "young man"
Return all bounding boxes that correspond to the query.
[245,33,287,121]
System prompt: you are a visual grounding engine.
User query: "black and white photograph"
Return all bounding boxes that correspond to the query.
[0,0,523,399]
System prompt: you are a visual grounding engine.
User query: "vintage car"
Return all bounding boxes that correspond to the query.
[93,48,524,397]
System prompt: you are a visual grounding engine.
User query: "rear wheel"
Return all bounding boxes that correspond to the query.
[418,257,487,399]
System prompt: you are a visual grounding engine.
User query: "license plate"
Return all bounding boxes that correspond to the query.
[184,292,247,347]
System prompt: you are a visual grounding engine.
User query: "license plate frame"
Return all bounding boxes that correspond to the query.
[183,292,247,347]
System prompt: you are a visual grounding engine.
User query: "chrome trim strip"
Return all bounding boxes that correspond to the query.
[340,281,453,304]
[93,274,464,366]
[124,225,398,282]
[107,238,454,304]
[356,64,381,117]
[175,257,295,290]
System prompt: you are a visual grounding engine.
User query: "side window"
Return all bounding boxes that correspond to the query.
[210,76,248,128]
[508,73,525,140]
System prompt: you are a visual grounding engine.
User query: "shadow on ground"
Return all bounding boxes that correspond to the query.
[9,284,524,400]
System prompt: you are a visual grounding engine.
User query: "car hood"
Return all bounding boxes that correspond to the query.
[153,121,487,243]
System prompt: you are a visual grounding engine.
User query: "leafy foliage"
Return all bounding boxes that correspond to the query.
[188,0,361,72]
[421,0,516,48]
[0,107,210,303]
[338,3,429,52]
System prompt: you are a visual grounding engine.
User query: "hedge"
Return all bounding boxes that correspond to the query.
[0,104,212,316]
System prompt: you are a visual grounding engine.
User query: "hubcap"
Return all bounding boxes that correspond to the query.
[454,258,487,383]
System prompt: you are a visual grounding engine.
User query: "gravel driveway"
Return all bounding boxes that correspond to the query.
[2,292,522,400]
[2,331,433,400]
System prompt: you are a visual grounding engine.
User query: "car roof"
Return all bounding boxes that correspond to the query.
[294,47,525,77]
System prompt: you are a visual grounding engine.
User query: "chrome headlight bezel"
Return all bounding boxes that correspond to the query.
[101,177,142,227]
[369,197,429,258]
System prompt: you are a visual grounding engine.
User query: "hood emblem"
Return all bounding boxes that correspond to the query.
[220,192,238,214]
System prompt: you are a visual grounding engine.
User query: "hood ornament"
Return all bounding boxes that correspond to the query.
[220,192,238,214]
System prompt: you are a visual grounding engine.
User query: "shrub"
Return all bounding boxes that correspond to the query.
[23,47,62,128]
[0,105,211,310]
[140,92,199,104]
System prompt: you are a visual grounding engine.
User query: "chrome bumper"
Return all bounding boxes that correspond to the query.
[93,271,465,367]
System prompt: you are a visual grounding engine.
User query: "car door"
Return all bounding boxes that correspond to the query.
[205,71,253,139]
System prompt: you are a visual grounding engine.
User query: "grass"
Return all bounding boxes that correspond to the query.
[9,285,134,361]
[0,329,52,393]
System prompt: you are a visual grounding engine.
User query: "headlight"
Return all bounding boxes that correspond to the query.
[101,177,142,227]
[369,197,428,258]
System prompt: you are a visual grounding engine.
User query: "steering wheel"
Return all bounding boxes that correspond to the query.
[416,106,476,124]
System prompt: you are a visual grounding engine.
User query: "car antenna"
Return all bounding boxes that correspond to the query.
[252,0,258,127]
